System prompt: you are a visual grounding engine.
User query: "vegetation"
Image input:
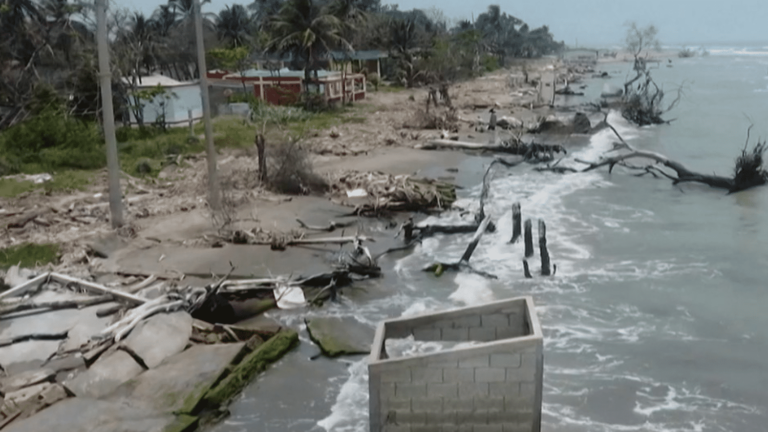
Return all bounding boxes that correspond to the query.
[0,243,60,270]
[1,0,564,182]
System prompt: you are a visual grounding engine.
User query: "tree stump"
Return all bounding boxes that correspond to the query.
[510,202,521,243]
[524,219,534,258]
[256,133,267,183]
[539,220,551,276]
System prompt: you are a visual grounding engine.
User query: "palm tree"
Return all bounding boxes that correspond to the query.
[267,0,350,105]
[215,4,253,48]
[248,0,284,31]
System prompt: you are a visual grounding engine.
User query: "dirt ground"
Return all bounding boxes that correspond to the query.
[0,58,590,279]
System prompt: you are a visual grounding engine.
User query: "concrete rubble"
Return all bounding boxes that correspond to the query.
[0,271,298,431]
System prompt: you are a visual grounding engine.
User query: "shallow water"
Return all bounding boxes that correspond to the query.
[212,48,768,432]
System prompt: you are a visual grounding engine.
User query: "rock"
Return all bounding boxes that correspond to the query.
[571,112,592,134]
[497,116,523,129]
[0,340,61,376]
[3,266,35,288]
[63,350,144,398]
[234,314,282,335]
[108,343,245,414]
[59,305,113,352]
[305,317,374,357]
[0,368,55,394]
[329,127,341,138]
[123,312,192,369]
[3,397,196,432]
[1,382,68,426]
[86,233,126,259]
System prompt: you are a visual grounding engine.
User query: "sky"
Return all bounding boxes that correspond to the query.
[126,0,768,47]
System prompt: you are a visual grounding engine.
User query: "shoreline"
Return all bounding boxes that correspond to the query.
[0,58,614,431]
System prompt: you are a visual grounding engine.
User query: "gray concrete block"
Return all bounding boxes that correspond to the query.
[382,398,411,412]
[444,398,473,413]
[495,327,524,340]
[503,424,532,432]
[411,426,441,432]
[520,353,538,369]
[519,383,536,398]
[443,367,475,383]
[384,425,411,432]
[428,382,458,398]
[456,410,488,425]
[398,411,427,424]
[412,367,443,383]
[475,368,506,383]
[396,383,427,399]
[474,425,503,432]
[505,396,534,413]
[413,327,441,341]
[382,368,412,383]
[458,382,489,399]
[452,316,481,328]
[468,327,497,342]
[473,396,504,412]
[123,311,192,369]
[481,314,509,328]
[426,411,457,425]
[505,367,535,383]
[412,397,442,412]
[381,383,396,398]
[490,353,521,368]
[442,327,470,341]
[459,356,489,368]
[489,382,519,397]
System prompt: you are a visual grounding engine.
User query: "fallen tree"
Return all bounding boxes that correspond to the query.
[576,123,767,193]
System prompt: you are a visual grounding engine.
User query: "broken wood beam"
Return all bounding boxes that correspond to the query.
[460,216,493,263]
[49,273,147,305]
[0,273,50,300]
[0,295,112,317]
[296,218,356,232]
[539,220,551,276]
[510,202,522,243]
[524,219,534,258]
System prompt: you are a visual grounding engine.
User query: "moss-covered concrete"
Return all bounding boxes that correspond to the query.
[305,317,374,357]
[202,329,298,408]
[162,414,199,432]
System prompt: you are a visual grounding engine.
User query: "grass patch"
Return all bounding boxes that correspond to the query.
[0,179,37,198]
[377,84,407,93]
[0,243,60,270]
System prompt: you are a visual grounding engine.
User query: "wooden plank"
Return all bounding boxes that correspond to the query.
[0,273,50,300]
[50,273,146,305]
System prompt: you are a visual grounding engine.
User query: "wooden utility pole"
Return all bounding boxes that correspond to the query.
[194,0,220,210]
[95,0,124,228]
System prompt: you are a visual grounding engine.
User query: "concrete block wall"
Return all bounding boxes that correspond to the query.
[369,297,543,432]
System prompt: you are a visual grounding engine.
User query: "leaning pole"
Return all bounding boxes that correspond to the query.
[95,0,124,228]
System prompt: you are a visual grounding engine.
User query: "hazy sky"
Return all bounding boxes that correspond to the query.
[126,0,768,47]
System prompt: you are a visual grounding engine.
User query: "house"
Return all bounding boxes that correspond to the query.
[560,49,599,66]
[123,74,202,126]
[212,68,366,106]
[329,50,388,78]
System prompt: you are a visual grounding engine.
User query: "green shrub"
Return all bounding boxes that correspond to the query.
[0,108,104,173]
[0,243,60,270]
[481,55,500,72]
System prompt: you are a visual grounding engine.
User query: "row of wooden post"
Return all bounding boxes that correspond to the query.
[510,201,552,278]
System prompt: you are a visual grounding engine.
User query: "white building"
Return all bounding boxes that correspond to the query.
[124,74,202,126]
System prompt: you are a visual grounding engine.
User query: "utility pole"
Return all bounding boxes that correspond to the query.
[194,0,220,210]
[95,0,124,228]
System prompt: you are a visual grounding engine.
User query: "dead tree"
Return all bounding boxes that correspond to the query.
[524,219,534,258]
[576,122,768,193]
[256,133,267,183]
[422,216,498,279]
[510,202,522,243]
[538,220,551,276]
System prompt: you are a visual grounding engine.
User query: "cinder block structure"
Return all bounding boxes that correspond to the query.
[369,296,543,432]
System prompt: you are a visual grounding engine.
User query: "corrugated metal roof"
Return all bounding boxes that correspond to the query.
[121,74,198,88]
[329,50,388,61]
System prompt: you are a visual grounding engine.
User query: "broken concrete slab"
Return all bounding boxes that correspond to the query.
[108,342,244,414]
[3,397,196,432]
[59,304,115,352]
[305,317,374,357]
[123,311,193,369]
[86,233,127,259]
[63,350,144,398]
[44,355,86,374]
[0,340,61,375]
[235,314,282,335]
[2,382,68,426]
[0,368,54,394]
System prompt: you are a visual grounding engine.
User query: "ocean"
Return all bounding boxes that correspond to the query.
[211,46,768,432]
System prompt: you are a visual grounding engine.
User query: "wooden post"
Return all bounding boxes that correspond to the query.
[539,219,551,276]
[460,216,492,263]
[522,260,532,278]
[188,109,194,139]
[256,133,267,183]
[510,202,521,243]
[524,219,534,258]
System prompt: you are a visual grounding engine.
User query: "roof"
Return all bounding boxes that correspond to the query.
[329,50,388,61]
[122,74,198,88]
[227,68,340,79]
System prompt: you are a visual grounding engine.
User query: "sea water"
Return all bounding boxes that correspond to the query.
[212,46,768,432]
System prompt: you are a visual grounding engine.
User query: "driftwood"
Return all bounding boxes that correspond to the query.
[0,295,112,317]
[0,330,69,348]
[523,260,532,279]
[252,235,373,247]
[422,216,498,279]
[420,140,567,162]
[295,218,356,232]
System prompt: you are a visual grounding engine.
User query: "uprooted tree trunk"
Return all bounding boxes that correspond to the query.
[576,122,767,193]
[621,56,682,126]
